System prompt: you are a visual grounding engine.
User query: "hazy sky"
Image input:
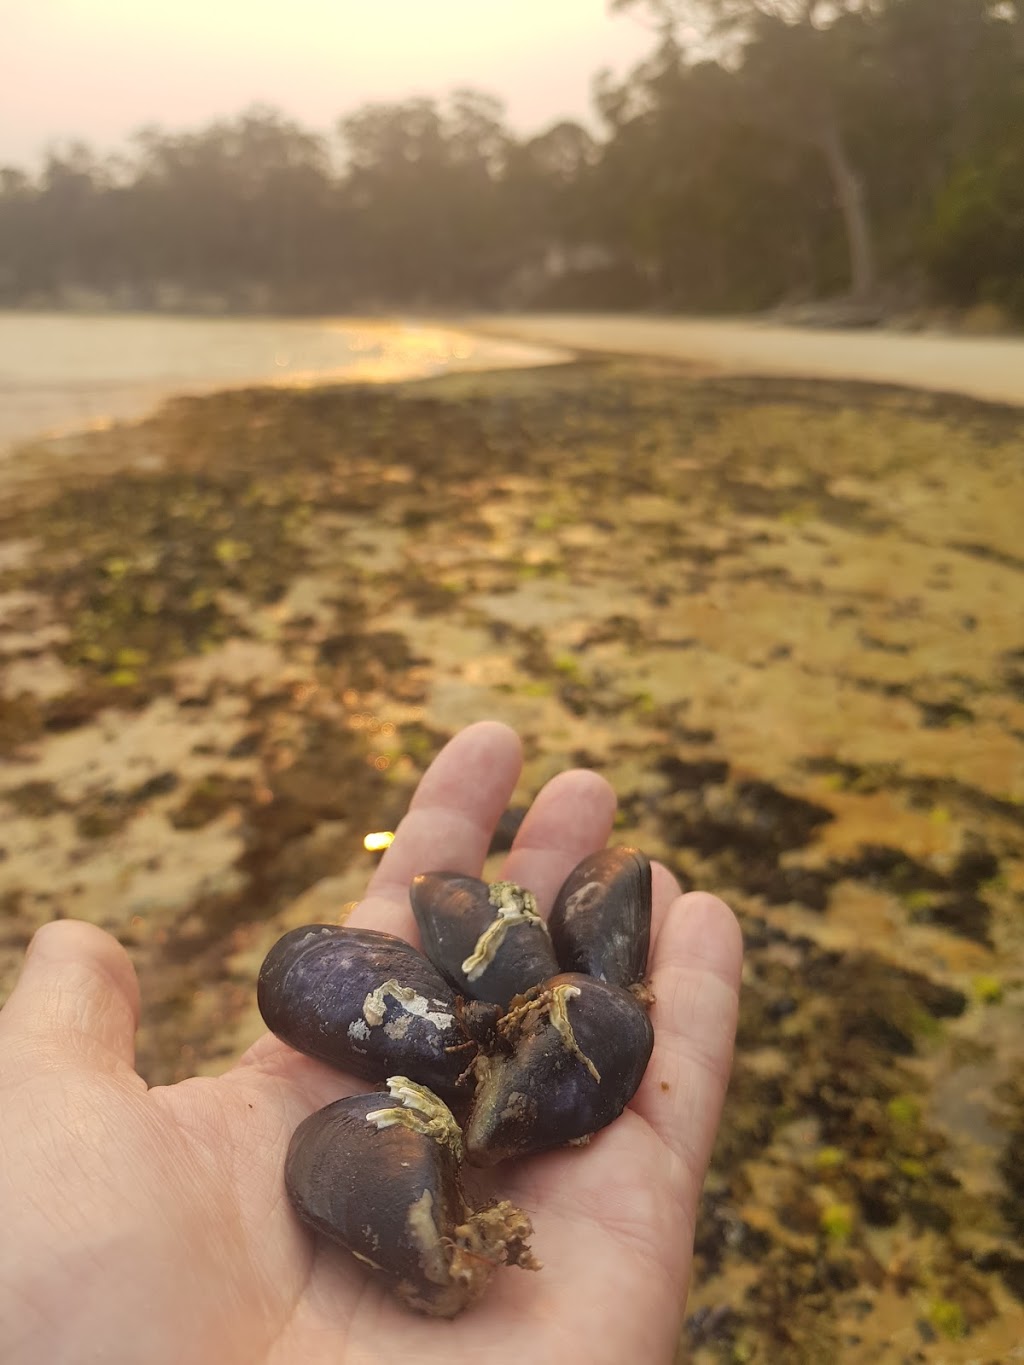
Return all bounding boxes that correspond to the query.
[1,0,660,166]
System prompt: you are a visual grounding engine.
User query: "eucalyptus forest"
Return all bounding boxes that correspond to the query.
[1,0,1021,318]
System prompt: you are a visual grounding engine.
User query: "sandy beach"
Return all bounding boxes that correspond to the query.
[466,313,1024,408]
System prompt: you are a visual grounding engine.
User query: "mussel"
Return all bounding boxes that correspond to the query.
[260,839,662,1316]
[411,872,560,1008]
[286,1077,538,1317]
[464,973,654,1166]
[258,925,476,1101]
[548,846,652,991]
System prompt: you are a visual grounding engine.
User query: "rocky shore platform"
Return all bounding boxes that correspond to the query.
[1,359,1022,1362]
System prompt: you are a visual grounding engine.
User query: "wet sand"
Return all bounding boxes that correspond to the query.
[466,313,1024,408]
[1,359,1022,1361]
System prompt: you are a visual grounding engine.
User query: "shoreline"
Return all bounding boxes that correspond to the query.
[0,312,572,455]
[8,305,1024,464]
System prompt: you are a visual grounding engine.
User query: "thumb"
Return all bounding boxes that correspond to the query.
[0,920,141,1075]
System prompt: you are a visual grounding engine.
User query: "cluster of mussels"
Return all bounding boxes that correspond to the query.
[257,846,655,1317]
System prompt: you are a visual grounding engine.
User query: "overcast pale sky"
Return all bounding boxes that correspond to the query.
[0,0,659,166]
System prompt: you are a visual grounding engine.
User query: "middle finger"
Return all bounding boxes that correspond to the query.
[499,767,617,914]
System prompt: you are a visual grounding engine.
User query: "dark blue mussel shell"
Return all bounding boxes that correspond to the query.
[547,846,652,990]
[257,924,474,1101]
[411,871,559,1009]
[286,1081,537,1316]
[464,972,654,1166]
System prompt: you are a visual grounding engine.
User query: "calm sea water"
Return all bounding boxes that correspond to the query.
[0,312,566,453]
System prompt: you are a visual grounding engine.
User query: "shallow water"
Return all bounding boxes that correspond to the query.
[0,311,566,452]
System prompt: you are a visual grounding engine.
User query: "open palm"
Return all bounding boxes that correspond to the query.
[0,722,741,1365]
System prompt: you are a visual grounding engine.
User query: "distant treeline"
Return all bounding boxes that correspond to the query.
[2,0,1022,318]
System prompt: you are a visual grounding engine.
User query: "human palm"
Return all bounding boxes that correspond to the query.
[0,722,741,1365]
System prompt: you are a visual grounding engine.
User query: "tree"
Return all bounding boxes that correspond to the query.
[502,121,598,256]
[612,0,882,298]
[129,108,338,309]
[338,91,512,305]
[591,38,837,307]
[921,9,1024,318]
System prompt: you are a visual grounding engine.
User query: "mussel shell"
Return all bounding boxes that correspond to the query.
[286,1091,465,1312]
[286,1084,538,1317]
[548,846,652,989]
[289,1092,464,1304]
[411,871,559,1008]
[257,925,472,1100]
[464,972,654,1166]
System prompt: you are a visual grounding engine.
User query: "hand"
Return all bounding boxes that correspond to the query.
[0,721,742,1365]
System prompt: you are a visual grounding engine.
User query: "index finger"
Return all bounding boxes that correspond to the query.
[234,721,523,1093]
[347,719,524,940]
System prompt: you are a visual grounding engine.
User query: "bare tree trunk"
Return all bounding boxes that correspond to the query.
[817,115,876,299]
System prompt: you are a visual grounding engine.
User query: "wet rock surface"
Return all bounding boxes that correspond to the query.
[1,360,1023,1359]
